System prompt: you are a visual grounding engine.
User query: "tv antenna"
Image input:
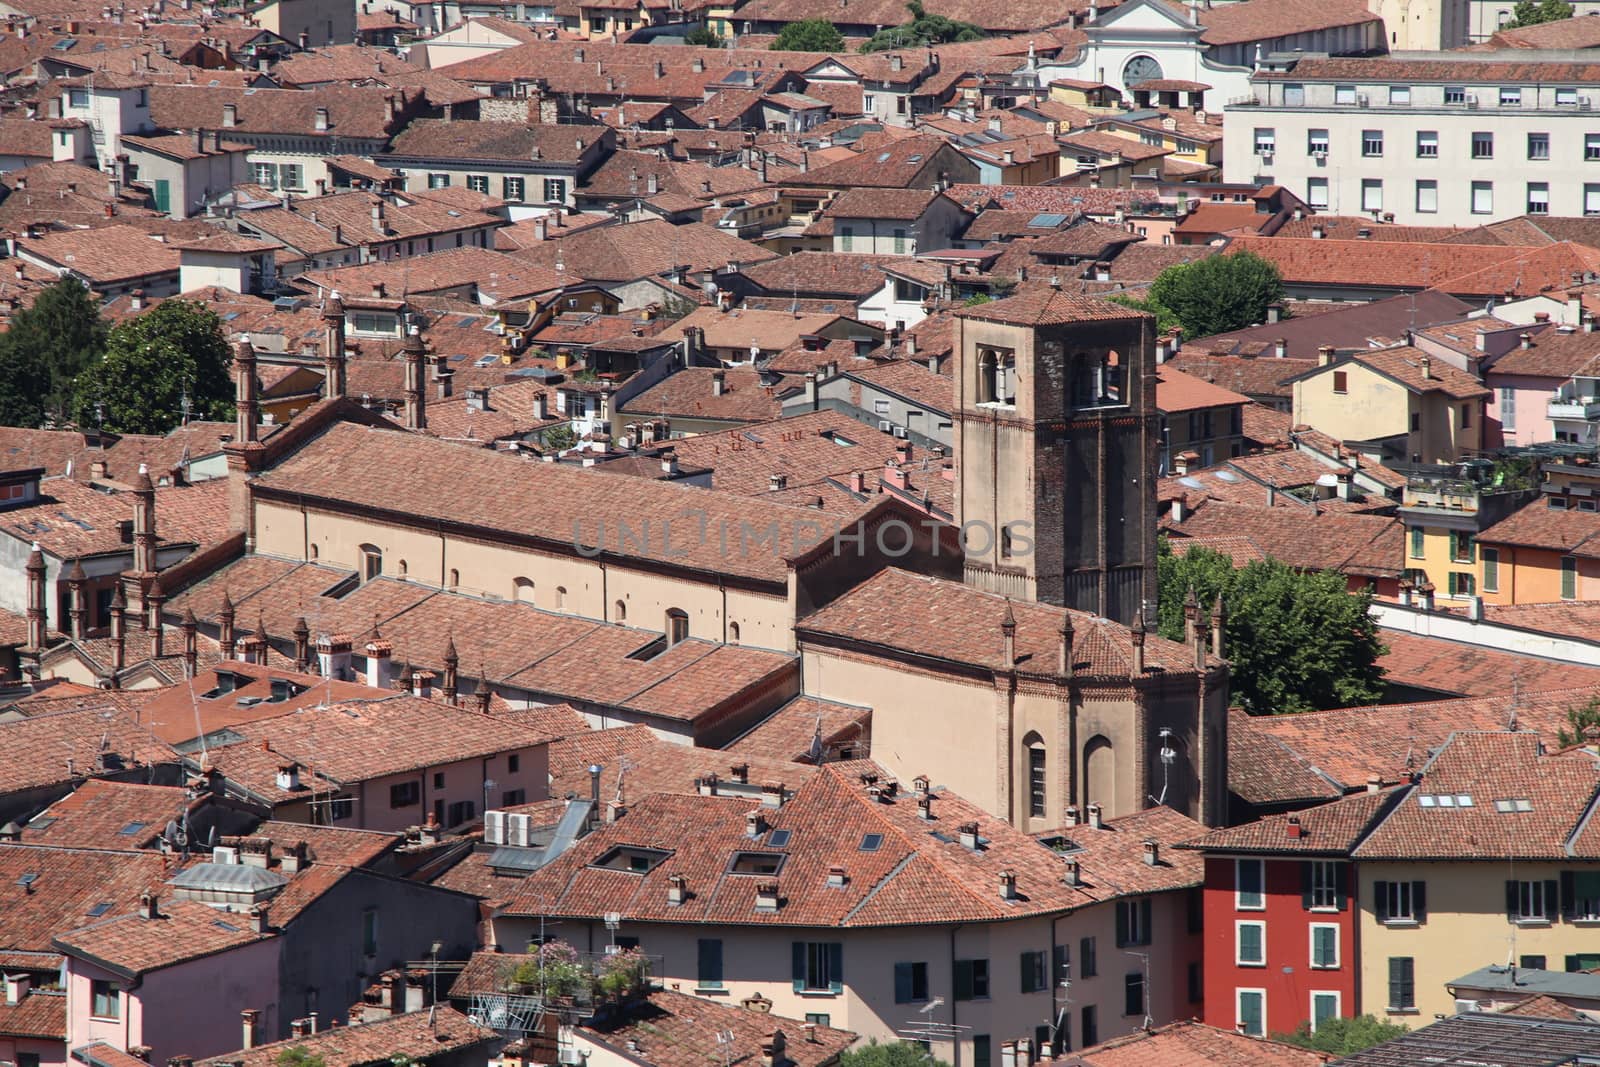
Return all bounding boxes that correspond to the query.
[715,1030,736,1067]
[1125,951,1153,1030]
[896,995,969,1043]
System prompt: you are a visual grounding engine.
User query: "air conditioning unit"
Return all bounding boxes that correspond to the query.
[1357,94,1369,107]
[507,812,532,847]
[893,426,909,439]
[212,845,240,865]
[1313,149,1327,160]
[879,420,894,432]
[1257,150,1274,163]
[1466,94,1479,108]
[1583,96,1593,110]
[484,810,506,846]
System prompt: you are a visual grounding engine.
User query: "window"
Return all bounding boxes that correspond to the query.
[503,176,525,201]
[1188,960,1203,1004]
[390,781,420,808]
[1589,134,1600,161]
[1307,923,1340,969]
[1472,132,1495,159]
[1449,572,1476,597]
[1253,128,1276,154]
[1499,87,1522,106]
[1334,85,1356,105]
[1569,953,1600,972]
[252,161,278,188]
[508,754,520,773]
[698,939,724,989]
[954,958,989,1000]
[1117,898,1153,947]
[972,1035,990,1067]
[1080,937,1097,977]
[804,1013,831,1027]
[840,224,854,251]
[1333,370,1348,394]
[666,608,689,645]
[1236,920,1265,965]
[1410,411,1422,433]
[501,789,526,806]
[1587,185,1600,217]
[1472,181,1494,215]
[1080,1005,1098,1048]
[1124,973,1145,1017]
[359,544,382,582]
[1028,743,1046,818]
[1483,547,1500,592]
[1305,861,1343,909]
[1375,879,1425,924]
[1567,871,1600,921]
[1306,178,1329,209]
[895,961,929,1002]
[1236,859,1265,909]
[1362,130,1383,157]
[1388,957,1415,1010]
[1416,130,1438,157]
[361,907,378,955]
[1559,88,1579,106]
[792,942,843,993]
[18,1053,39,1067]
[1020,951,1047,994]
[1449,530,1475,563]
[433,771,446,790]
[446,800,475,826]
[543,178,567,203]
[328,796,354,821]
[1237,990,1265,1036]
[1307,129,1329,154]
[428,172,450,189]
[1389,85,1410,105]
[1284,83,1305,106]
[90,979,120,1020]
[1563,555,1578,600]
[68,88,88,108]
[1361,179,1382,213]
[1528,132,1550,160]
[1528,182,1550,215]
[1416,180,1438,214]
[1522,955,1548,970]
[278,163,303,190]
[1445,86,1466,104]
[1312,992,1340,1030]
[1509,878,1558,922]
[467,174,489,193]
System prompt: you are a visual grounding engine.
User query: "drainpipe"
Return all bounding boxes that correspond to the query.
[949,925,963,1067]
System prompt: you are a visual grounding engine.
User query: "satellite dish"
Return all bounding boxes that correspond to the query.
[163,820,179,843]
[207,825,218,846]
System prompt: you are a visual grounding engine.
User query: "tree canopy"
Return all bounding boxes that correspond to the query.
[72,299,234,435]
[1505,0,1572,26]
[860,1,984,50]
[771,18,845,50]
[839,1041,952,1067]
[275,1048,327,1067]
[1158,542,1387,713]
[0,278,108,427]
[1147,250,1286,340]
[684,25,723,46]
[1274,1015,1408,1055]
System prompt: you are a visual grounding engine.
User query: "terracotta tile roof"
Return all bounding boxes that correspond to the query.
[1485,600,1600,637]
[133,661,384,746]
[502,762,1204,927]
[579,988,856,1067]
[725,695,871,762]
[956,281,1150,326]
[1166,354,1309,399]
[1224,706,1345,807]
[1196,290,1473,360]
[1498,995,1588,1020]
[1172,202,1271,237]
[52,896,272,977]
[512,219,776,283]
[1181,0,1378,42]
[797,136,957,191]
[427,380,563,444]
[1379,631,1600,698]
[1259,54,1600,84]
[196,1005,498,1067]
[848,359,952,413]
[582,150,768,204]
[271,43,421,86]
[962,209,1077,242]
[1060,1018,1334,1065]
[1244,686,1600,791]
[1273,216,1476,243]
[946,190,1165,230]
[297,247,567,304]
[1486,323,1600,377]
[825,187,945,222]
[0,845,170,952]
[546,724,661,800]
[1479,498,1600,555]
[0,707,177,800]
[148,85,415,140]
[239,190,501,259]
[1232,236,1600,299]
[1167,533,1272,566]
[0,989,66,1040]
[1343,345,1492,399]
[739,253,902,300]
[250,421,857,584]
[388,119,599,163]
[1183,783,1401,856]
[1097,242,1216,283]
[0,117,54,161]
[1156,364,1248,413]
[1028,220,1143,258]
[1059,129,1170,162]
[17,780,192,850]
[623,367,783,423]
[799,568,1217,677]
[429,848,527,907]
[17,223,179,285]
[1354,731,1600,861]
[1167,500,1404,578]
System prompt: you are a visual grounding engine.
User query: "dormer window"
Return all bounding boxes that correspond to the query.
[591,846,671,874]
[728,851,786,875]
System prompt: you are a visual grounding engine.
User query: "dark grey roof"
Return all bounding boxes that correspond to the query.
[1451,965,1600,999]
[1194,289,1473,357]
[1330,1012,1600,1066]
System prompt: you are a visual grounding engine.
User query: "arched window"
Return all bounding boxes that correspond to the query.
[614,599,627,622]
[308,543,319,560]
[448,568,460,589]
[513,577,534,603]
[555,586,567,610]
[397,559,408,578]
[666,608,689,645]
[1023,732,1047,818]
[1084,735,1115,814]
[728,621,741,645]
[358,544,382,583]
[977,349,996,404]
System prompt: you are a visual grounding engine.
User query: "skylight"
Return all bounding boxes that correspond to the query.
[859,833,884,852]
[767,829,792,848]
[118,821,148,836]
[1494,798,1534,812]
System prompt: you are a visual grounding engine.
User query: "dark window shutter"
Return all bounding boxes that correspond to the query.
[1140,898,1153,944]
[1020,953,1034,994]
[1412,880,1426,922]
[1563,871,1578,921]
[895,962,913,1003]
[1568,954,1584,973]
[1115,903,1129,947]
[954,960,974,1002]
[792,942,806,992]
[1375,880,1390,922]
[1545,880,1560,920]
[1507,880,1520,921]
[1053,943,1069,984]
[1301,862,1314,910]
[826,942,843,993]
[1334,863,1350,911]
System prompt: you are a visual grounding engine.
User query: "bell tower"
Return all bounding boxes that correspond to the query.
[952,283,1159,624]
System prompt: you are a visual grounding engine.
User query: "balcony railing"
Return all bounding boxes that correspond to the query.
[1549,395,1600,421]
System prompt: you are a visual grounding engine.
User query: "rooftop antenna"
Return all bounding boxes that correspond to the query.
[714,1030,737,1067]
[1148,726,1178,806]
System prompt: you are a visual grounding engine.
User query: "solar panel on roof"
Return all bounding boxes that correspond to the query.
[1029,212,1068,228]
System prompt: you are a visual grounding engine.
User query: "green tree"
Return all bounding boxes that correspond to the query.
[860,1,984,51]
[1108,293,1180,336]
[1558,695,1600,748]
[685,25,723,46]
[542,424,577,452]
[0,278,108,427]
[1157,542,1387,714]
[275,1048,326,1067]
[772,18,846,51]
[1148,250,1285,340]
[1273,1015,1408,1055]
[72,299,233,435]
[839,1040,952,1067]
[1506,0,1572,26]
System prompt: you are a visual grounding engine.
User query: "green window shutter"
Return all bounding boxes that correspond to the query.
[1411,527,1424,558]
[1545,879,1560,921]
[1484,548,1499,591]
[954,961,974,1001]
[1140,898,1153,944]
[1301,862,1314,910]
[1375,880,1390,922]
[1562,871,1577,921]
[895,962,913,1003]
[152,178,171,215]
[1115,903,1129,947]
[792,942,806,992]
[1564,557,1578,599]
[1412,881,1426,923]
[1448,530,1458,560]
[1507,880,1520,920]
[826,942,843,994]
[1334,864,1349,911]
[698,939,723,988]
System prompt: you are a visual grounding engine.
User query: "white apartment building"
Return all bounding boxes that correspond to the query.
[1224,53,1600,226]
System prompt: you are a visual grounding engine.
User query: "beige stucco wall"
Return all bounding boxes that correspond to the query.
[1294,366,1411,455]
